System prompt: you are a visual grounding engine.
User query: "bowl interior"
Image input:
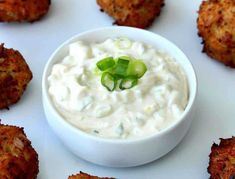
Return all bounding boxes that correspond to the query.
[42,26,197,142]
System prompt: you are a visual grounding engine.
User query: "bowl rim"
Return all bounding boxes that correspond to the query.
[42,26,197,144]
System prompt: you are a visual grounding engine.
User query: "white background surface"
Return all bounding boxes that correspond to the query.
[0,0,235,178]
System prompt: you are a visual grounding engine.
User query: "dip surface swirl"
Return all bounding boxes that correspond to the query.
[48,38,189,139]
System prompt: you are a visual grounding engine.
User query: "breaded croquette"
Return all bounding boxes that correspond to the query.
[69,171,114,179]
[0,44,32,109]
[208,137,235,179]
[0,124,39,179]
[0,154,28,179]
[197,0,235,67]
[0,0,51,22]
[96,0,164,29]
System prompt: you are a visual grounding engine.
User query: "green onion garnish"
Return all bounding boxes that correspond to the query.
[127,60,147,78]
[118,56,133,61]
[113,58,129,77]
[119,76,138,90]
[96,57,115,71]
[96,55,147,92]
[101,72,117,91]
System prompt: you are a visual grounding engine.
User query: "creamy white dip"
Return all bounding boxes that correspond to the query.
[48,38,188,139]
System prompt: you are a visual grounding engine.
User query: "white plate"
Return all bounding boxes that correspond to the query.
[0,0,235,178]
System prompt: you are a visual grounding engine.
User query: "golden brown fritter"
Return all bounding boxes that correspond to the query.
[208,137,235,179]
[69,171,114,179]
[96,0,164,29]
[0,154,28,179]
[0,44,32,109]
[0,124,39,179]
[0,0,51,22]
[197,0,235,67]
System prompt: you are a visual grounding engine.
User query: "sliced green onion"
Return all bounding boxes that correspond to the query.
[115,37,132,49]
[96,57,115,71]
[118,56,133,61]
[127,60,147,78]
[101,72,117,91]
[114,58,129,77]
[96,55,147,92]
[119,76,138,90]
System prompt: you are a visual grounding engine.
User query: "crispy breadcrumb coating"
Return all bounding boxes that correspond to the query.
[208,137,235,179]
[96,0,164,29]
[197,0,235,67]
[0,44,32,109]
[0,124,39,179]
[0,0,51,22]
[69,171,114,179]
[0,154,28,179]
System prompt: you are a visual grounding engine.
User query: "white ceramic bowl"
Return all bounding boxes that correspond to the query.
[42,27,197,167]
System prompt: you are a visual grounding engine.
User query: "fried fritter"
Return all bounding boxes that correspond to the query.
[197,0,235,67]
[0,0,51,22]
[68,171,114,179]
[0,44,32,109]
[0,124,39,179]
[208,137,235,179]
[0,154,28,179]
[96,0,164,29]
